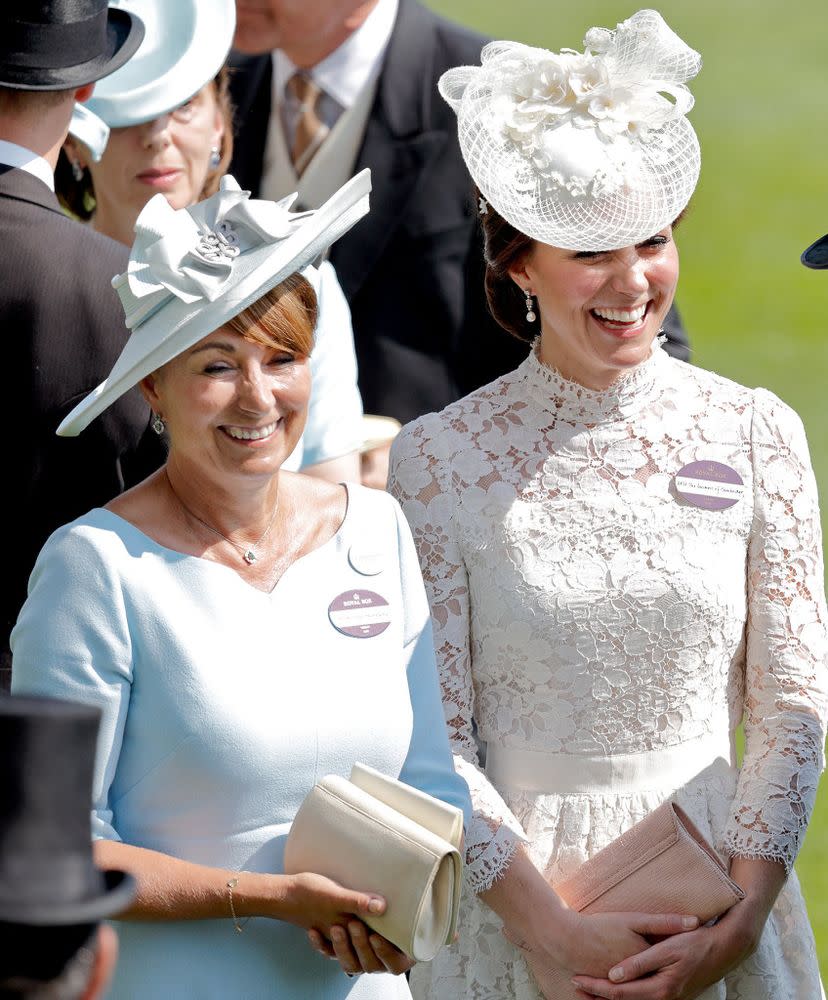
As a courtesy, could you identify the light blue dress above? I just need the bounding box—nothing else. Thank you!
[12,484,470,1000]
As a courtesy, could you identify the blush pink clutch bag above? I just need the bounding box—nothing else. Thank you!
[522,802,744,999]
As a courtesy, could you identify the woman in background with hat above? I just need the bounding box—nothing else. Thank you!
[59,0,365,483]
[389,10,827,999]
[11,168,471,998]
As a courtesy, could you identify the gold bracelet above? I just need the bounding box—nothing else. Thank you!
[226,873,251,934]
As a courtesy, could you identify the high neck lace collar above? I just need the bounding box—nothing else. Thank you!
[519,339,668,423]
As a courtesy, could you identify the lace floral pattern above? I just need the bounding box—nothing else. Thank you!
[389,345,827,998]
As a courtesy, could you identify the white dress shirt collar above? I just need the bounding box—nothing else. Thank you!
[273,0,398,110]
[0,140,55,192]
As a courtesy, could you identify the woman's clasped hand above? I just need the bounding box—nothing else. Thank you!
[509,911,703,995]
[570,858,786,1000]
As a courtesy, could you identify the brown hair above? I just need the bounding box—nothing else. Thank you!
[477,190,536,344]
[225,273,317,358]
[56,66,235,220]
[0,87,72,114]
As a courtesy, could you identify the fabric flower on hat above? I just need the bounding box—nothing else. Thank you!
[490,15,697,171]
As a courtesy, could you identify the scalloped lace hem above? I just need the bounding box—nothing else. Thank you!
[465,825,523,894]
[721,836,793,875]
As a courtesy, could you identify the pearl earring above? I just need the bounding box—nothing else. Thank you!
[525,290,536,324]
[209,146,221,169]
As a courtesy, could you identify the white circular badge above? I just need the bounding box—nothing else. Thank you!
[347,544,385,577]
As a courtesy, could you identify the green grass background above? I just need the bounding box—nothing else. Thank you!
[426,0,828,975]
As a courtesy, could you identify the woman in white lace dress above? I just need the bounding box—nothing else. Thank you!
[388,11,827,1000]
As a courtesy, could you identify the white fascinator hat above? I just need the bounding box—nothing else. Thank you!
[58,169,372,437]
[69,0,235,160]
[439,9,702,251]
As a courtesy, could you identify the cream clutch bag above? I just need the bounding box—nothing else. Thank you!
[283,763,464,962]
[522,802,744,999]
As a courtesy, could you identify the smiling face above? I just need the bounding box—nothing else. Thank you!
[509,228,679,389]
[82,84,223,239]
[142,329,311,485]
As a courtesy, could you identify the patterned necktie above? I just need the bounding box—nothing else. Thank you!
[285,72,329,176]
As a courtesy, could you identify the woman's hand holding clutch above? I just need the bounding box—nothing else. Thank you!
[307,921,416,976]
[570,857,786,1000]
[506,909,699,998]
[283,872,415,976]
[481,848,699,997]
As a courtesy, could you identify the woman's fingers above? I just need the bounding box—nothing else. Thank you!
[572,941,683,998]
[327,878,385,920]
[571,982,628,1000]
[289,872,387,934]
[344,920,387,974]
[627,913,699,937]
[330,923,364,975]
[307,928,336,958]
[605,940,672,982]
[367,932,416,975]
[358,893,386,917]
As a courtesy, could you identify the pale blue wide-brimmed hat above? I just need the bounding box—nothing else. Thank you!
[58,170,372,437]
[69,0,235,160]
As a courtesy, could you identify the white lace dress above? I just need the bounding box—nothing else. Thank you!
[388,344,828,999]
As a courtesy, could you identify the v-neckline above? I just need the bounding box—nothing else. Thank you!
[95,483,352,597]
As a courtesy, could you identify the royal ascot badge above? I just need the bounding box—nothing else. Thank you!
[674,461,745,511]
[328,590,391,638]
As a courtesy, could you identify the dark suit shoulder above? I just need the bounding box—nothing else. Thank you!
[0,181,132,405]
[426,5,490,63]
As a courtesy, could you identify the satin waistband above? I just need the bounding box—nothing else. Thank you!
[485,728,735,795]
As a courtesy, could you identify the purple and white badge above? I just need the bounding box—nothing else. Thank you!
[328,590,391,638]
[674,461,745,511]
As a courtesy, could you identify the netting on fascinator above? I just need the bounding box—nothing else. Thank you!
[439,9,702,250]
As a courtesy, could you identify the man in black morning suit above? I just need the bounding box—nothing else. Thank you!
[229,0,690,431]
[0,1,163,682]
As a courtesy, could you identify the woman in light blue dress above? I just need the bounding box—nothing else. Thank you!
[11,168,470,999]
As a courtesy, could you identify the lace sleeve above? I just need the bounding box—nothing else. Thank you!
[389,416,527,892]
[723,389,828,872]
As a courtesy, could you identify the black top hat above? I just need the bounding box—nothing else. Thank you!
[0,0,145,91]
[801,234,828,270]
[0,695,135,925]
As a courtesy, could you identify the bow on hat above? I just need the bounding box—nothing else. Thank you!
[115,176,314,329]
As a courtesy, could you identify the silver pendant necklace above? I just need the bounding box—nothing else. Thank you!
[165,470,280,566]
